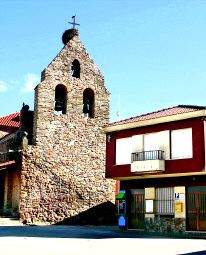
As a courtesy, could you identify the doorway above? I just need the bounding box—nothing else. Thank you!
[187,186,206,231]
[128,189,145,229]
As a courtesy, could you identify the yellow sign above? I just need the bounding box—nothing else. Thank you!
[175,202,183,213]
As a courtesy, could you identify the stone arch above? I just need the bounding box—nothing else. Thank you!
[54,84,67,114]
[83,88,95,118]
[71,59,80,78]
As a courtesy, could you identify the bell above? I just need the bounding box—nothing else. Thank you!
[83,98,90,114]
[54,98,63,112]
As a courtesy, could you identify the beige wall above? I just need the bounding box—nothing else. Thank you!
[0,131,8,140]
[3,169,20,214]
[174,186,186,218]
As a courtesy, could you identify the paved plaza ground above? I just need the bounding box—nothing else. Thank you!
[0,225,205,255]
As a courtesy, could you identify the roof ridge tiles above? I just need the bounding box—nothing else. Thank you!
[110,105,179,125]
[177,104,206,110]
[109,104,206,127]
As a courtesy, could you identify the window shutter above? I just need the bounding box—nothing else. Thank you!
[116,137,132,165]
[171,128,193,159]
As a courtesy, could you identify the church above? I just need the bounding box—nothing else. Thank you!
[0,20,116,224]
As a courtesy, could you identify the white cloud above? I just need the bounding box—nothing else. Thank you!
[21,73,40,92]
[0,81,8,92]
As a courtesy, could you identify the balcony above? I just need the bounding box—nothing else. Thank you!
[132,150,164,162]
[131,150,165,173]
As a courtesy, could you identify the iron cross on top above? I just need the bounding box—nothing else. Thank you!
[69,15,80,29]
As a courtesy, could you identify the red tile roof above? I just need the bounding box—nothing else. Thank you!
[0,112,20,128]
[109,105,206,127]
[0,160,16,169]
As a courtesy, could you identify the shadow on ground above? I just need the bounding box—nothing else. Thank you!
[178,252,206,255]
[55,201,117,226]
[0,225,163,239]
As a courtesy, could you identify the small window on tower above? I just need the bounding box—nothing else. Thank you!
[71,59,80,78]
[83,88,95,118]
[54,84,67,114]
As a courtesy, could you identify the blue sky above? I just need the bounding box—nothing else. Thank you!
[0,0,206,122]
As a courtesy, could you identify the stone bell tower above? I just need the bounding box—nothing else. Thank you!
[20,21,116,224]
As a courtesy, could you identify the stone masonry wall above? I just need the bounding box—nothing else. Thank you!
[19,33,116,224]
[145,217,186,234]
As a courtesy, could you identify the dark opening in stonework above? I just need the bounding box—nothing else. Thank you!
[71,59,80,78]
[83,88,95,118]
[54,84,67,114]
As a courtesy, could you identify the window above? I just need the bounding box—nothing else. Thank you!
[156,187,174,215]
[171,128,192,159]
[132,131,170,161]
[144,133,160,160]
[54,84,67,114]
[71,59,80,78]
[116,137,132,165]
[83,88,95,118]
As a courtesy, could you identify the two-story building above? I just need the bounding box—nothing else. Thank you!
[105,105,206,234]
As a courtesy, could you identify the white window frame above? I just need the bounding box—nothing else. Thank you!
[171,128,193,159]
[116,137,132,165]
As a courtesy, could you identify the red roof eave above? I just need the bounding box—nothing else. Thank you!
[105,105,206,132]
[0,112,20,128]
[0,160,16,170]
